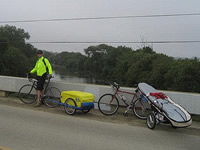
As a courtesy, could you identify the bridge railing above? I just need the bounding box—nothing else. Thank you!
[0,75,200,115]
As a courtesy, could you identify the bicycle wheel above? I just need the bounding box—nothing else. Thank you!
[64,98,77,115]
[44,87,61,108]
[133,98,150,119]
[98,94,119,116]
[18,84,37,104]
[82,108,91,113]
[146,112,156,129]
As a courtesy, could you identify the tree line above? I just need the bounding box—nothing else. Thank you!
[0,25,37,76]
[52,44,200,93]
[1,25,200,93]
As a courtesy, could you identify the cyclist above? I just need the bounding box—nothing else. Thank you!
[29,50,52,107]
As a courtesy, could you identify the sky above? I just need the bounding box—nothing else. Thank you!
[0,0,200,58]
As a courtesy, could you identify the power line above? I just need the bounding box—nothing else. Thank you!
[27,40,200,44]
[1,40,200,44]
[0,13,200,24]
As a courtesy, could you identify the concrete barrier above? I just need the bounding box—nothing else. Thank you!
[0,75,200,115]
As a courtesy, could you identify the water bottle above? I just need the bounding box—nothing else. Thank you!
[122,95,127,102]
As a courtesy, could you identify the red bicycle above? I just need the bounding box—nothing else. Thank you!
[98,82,150,119]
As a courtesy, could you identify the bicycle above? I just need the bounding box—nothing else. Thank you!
[98,82,150,119]
[18,74,61,108]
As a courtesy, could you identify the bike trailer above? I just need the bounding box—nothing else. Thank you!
[137,83,192,128]
[61,91,94,110]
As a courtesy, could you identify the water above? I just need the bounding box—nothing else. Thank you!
[51,71,96,84]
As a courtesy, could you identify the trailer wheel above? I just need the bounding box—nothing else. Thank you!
[82,108,91,113]
[64,98,76,115]
[147,112,156,129]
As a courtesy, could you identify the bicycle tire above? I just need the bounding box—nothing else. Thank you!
[18,84,37,104]
[44,87,61,108]
[133,98,149,119]
[98,94,119,116]
[146,112,156,129]
[64,98,77,115]
[82,108,91,113]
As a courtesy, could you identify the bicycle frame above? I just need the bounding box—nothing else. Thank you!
[28,76,51,95]
[113,88,137,106]
[98,82,150,117]
[43,77,51,94]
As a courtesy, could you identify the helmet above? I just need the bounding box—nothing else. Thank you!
[37,50,43,54]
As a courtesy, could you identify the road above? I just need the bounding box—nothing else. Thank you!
[0,98,200,150]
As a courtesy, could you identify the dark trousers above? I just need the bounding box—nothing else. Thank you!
[36,73,47,90]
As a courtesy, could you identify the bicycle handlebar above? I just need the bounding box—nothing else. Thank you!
[27,73,54,83]
[111,82,120,90]
[27,73,33,82]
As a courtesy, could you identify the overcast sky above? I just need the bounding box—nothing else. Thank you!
[0,0,200,58]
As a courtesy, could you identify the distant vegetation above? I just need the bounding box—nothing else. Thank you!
[1,25,200,93]
[0,25,37,76]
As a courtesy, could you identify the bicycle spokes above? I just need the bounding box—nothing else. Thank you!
[98,94,119,115]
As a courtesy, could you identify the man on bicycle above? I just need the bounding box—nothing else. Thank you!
[29,50,52,107]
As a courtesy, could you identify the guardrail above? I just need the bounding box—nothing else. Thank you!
[0,75,200,115]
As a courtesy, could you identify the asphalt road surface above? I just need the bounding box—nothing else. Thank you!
[0,99,200,150]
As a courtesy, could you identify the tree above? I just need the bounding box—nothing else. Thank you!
[0,25,36,77]
[165,58,200,92]
[0,25,30,44]
[2,47,29,76]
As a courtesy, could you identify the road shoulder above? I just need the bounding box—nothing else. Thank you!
[1,96,200,136]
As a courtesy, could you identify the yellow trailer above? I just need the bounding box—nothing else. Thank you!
[61,91,94,115]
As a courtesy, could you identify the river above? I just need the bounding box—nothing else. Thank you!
[51,71,96,84]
